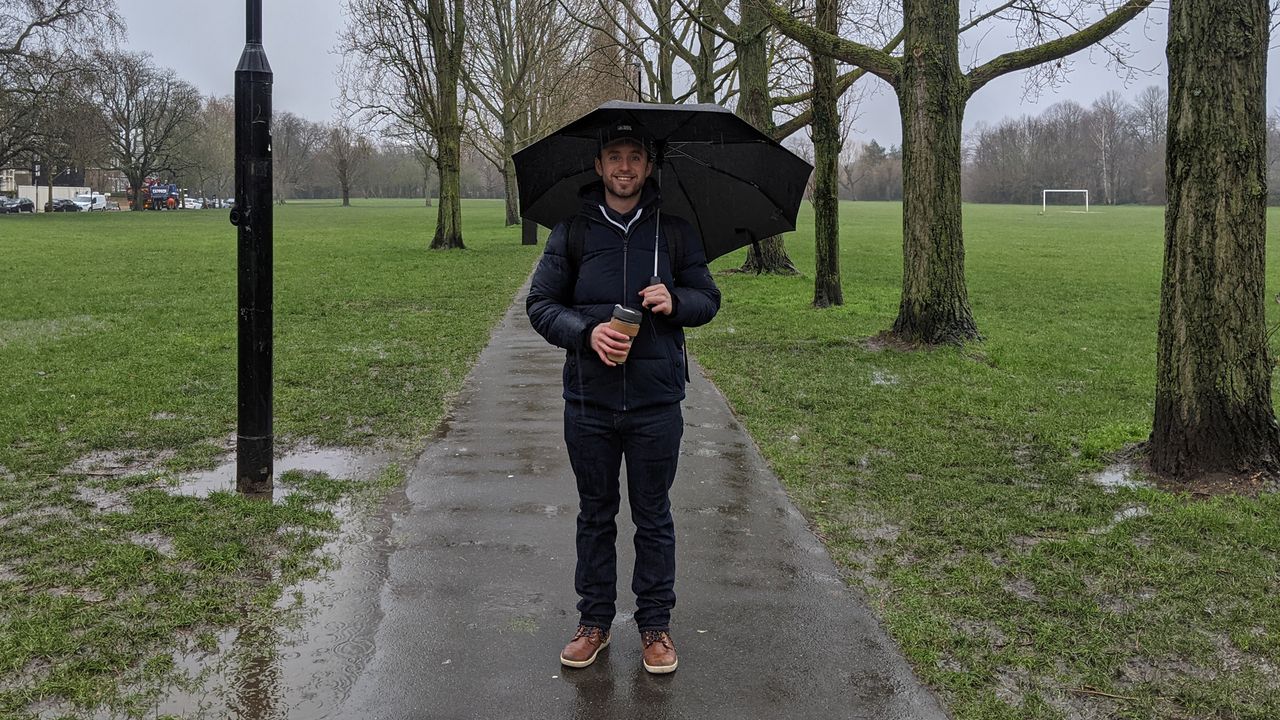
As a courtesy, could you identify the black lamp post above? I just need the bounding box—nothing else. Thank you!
[230,0,273,494]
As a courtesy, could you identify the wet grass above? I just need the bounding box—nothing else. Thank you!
[690,202,1280,719]
[0,199,537,718]
[7,199,1280,719]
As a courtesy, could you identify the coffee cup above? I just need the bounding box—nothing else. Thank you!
[606,305,642,363]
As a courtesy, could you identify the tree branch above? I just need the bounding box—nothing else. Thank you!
[958,0,1019,35]
[966,0,1154,97]
[753,0,900,85]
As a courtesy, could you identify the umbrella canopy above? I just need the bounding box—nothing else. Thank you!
[514,101,813,262]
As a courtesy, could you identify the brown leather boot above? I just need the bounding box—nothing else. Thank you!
[641,629,678,674]
[560,625,610,668]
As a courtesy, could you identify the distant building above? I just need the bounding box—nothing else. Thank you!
[0,169,14,193]
[35,165,86,188]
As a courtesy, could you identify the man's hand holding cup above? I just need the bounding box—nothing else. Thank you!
[593,304,643,366]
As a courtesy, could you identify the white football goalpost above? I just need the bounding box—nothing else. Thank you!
[1042,189,1089,213]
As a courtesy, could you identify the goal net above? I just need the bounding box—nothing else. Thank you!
[1041,189,1089,213]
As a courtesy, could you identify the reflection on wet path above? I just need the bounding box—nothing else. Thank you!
[146,281,946,720]
[143,456,410,719]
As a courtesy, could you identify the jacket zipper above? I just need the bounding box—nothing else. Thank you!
[596,205,653,412]
[622,230,628,412]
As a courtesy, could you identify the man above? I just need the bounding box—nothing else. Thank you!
[526,125,720,674]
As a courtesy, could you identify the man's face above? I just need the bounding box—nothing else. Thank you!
[595,140,652,201]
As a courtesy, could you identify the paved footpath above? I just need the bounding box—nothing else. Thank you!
[338,284,950,720]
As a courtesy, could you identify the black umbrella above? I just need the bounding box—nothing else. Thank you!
[513,101,813,262]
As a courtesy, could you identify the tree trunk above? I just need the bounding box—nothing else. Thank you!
[1149,0,1279,477]
[890,0,978,344]
[502,121,519,226]
[736,1,796,275]
[656,0,675,103]
[694,0,717,103]
[340,177,351,207]
[129,171,143,211]
[432,139,464,249]
[811,0,842,308]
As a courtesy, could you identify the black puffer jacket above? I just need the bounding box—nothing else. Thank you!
[526,180,721,411]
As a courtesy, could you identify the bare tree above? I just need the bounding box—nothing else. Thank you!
[465,0,590,225]
[1088,90,1134,205]
[1,55,56,174]
[325,122,372,206]
[182,95,235,201]
[93,51,201,211]
[0,0,119,63]
[272,111,325,203]
[570,0,734,103]
[763,0,1154,344]
[341,0,467,249]
[0,0,121,170]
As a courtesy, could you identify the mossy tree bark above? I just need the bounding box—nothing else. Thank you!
[892,0,974,342]
[502,119,519,226]
[757,0,1153,343]
[425,0,465,250]
[1150,0,1279,476]
[736,0,796,274]
[432,131,465,250]
[810,0,841,307]
[694,0,719,103]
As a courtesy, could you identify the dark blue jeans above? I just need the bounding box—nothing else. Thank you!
[564,401,683,633]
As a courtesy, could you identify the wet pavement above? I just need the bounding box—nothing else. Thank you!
[157,283,949,719]
[328,284,948,720]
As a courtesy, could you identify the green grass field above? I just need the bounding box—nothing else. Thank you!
[1,199,1277,719]
[695,202,1280,720]
[0,199,538,718]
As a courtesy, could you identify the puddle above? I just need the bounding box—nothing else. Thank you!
[74,486,131,512]
[120,480,409,720]
[169,446,399,499]
[1091,463,1151,492]
[870,370,899,386]
[0,314,105,349]
[61,449,178,478]
[1089,505,1151,535]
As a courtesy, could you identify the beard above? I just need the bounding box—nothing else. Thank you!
[603,175,643,200]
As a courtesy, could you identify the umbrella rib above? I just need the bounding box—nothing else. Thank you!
[667,164,712,258]
[666,148,796,226]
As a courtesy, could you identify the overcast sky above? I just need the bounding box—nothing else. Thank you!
[117,2,1280,147]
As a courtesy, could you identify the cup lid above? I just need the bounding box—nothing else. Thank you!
[612,304,642,323]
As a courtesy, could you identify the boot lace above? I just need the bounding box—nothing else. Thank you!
[574,625,606,642]
[641,630,673,649]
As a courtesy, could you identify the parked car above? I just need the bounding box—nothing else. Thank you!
[46,198,82,212]
[0,197,35,214]
[73,192,109,211]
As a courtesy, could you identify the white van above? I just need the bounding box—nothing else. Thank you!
[73,192,109,211]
